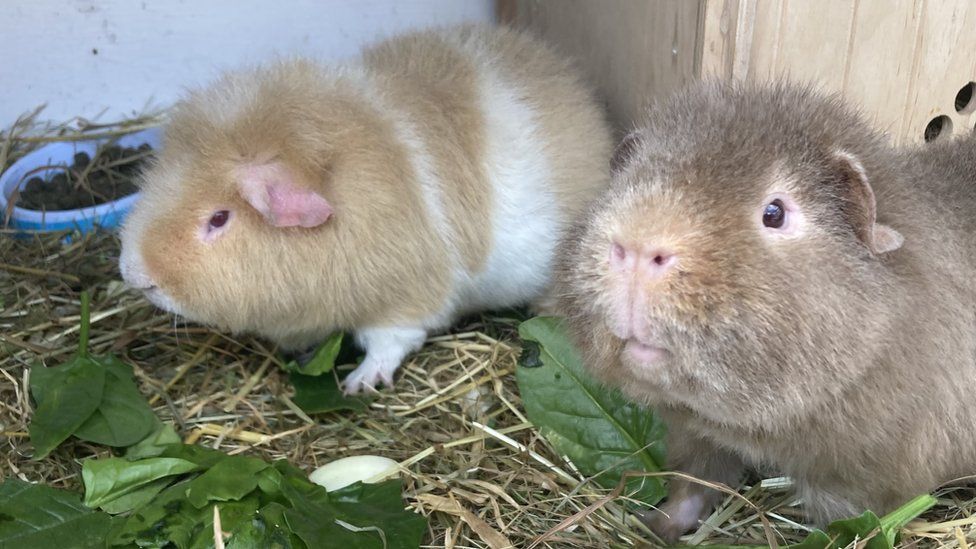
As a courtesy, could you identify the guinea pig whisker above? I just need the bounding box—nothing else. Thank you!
[171,314,183,347]
[170,316,177,345]
[179,315,192,343]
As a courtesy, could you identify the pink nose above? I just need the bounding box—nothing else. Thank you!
[609,242,677,279]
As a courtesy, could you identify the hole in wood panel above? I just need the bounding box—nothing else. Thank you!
[923,115,952,143]
[955,82,975,114]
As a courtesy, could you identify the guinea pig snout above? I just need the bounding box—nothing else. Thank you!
[609,241,677,280]
[118,247,185,314]
[605,240,676,344]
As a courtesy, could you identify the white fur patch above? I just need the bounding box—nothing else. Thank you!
[445,53,558,315]
[356,46,559,331]
[356,73,455,265]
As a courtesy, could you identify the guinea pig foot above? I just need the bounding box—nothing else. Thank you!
[344,326,428,395]
[638,493,708,544]
[341,359,398,395]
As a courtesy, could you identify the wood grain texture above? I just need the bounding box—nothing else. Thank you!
[506,0,704,130]
[700,0,743,78]
[902,1,976,143]
[507,0,976,144]
[841,0,921,140]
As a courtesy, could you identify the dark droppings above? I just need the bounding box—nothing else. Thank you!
[16,143,154,211]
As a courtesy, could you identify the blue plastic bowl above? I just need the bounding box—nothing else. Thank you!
[0,128,161,235]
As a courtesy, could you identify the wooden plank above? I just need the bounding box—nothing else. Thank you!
[726,0,855,86]
[705,0,924,144]
[902,1,976,144]
[735,0,784,81]
[506,0,704,130]
[507,0,975,144]
[699,0,739,78]
[773,0,857,91]
[841,0,921,143]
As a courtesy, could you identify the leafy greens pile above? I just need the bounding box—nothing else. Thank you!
[4,292,424,549]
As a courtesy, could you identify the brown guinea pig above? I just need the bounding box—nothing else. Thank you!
[119,25,611,394]
[555,81,976,541]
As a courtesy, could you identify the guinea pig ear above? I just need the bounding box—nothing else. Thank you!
[832,150,903,254]
[610,130,643,173]
[236,162,333,228]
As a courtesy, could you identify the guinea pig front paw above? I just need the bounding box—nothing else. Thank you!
[341,359,398,395]
[638,494,708,544]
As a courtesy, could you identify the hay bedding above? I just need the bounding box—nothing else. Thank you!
[1,115,975,549]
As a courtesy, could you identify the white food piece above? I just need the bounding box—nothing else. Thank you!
[309,455,399,492]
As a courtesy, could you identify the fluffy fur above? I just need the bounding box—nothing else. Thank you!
[119,25,612,393]
[555,81,976,541]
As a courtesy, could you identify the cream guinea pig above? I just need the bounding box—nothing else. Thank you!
[556,81,976,541]
[119,25,611,393]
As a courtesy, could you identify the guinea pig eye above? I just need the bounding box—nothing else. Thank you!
[209,210,230,229]
[762,200,786,229]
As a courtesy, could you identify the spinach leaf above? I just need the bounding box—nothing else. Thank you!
[516,316,667,504]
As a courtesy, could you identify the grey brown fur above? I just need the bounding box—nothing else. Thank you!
[555,81,976,541]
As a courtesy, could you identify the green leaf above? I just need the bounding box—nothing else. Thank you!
[83,456,202,509]
[257,465,288,499]
[821,511,889,549]
[271,459,309,482]
[207,497,265,540]
[109,473,283,549]
[226,502,300,549]
[125,421,182,460]
[85,442,424,548]
[255,462,314,502]
[98,477,173,515]
[108,481,262,548]
[516,316,667,504]
[26,362,57,404]
[29,357,106,459]
[284,333,370,414]
[791,494,938,549]
[157,441,234,468]
[185,456,271,508]
[279,478,425,549]
[289,371,367,414]
[276,470,333,509]
[28,292,159,456]
[878,494,936,544]
[182,498,263,549]
[73,356,157,447]
[283,332,344,376]
[104,454,293,547]
[330,480,427,549]
[106,479,200,548]
[0,479,115,549]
